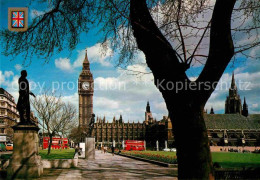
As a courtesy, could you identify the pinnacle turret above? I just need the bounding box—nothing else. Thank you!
[82,49,90,70]
[225,72,242,114]
[242,97,249,117]
[210,107,215,114]
[231,72,236,90]
[146,101,151,113]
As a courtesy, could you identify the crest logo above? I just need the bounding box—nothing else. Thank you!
[8,7,28,32]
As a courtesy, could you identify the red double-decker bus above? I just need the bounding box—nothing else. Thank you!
[43,137,69,149]
[124,140,145,151]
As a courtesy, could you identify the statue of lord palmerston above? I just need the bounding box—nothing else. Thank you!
[16,70,36,125]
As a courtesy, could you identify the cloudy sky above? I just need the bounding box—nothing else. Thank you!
[0,0,259,123]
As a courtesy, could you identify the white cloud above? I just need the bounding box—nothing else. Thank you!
[252,104,258,108]
[91,62,168,122]
[30,9,45,19]
[0,70,19,101]
[95,97,119,109]
[55,43,113,72]
[4,71,14,78]
[154,102,167,111]
[0,71,5,85]
[15,64,22,71]
[73,43,113,68]
[55,58,73,72]
[62,93,79,110]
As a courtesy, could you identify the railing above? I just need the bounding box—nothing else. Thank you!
[215,168,260,179]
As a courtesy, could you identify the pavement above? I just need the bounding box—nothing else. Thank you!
[40,150,177,179]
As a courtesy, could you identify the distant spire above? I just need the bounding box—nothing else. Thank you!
[146,101,151,113]
[210,107,215,114]
[242,97,249,117]
[243,97,247,105]
[83,49,90,63]
[113,116,116,123]
[119,114,123,123]
[231,72,236,89]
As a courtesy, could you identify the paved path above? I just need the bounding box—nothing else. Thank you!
[40,150,177,179]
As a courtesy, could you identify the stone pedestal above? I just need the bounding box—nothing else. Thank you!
[7,124,43,179]
[85,137,95,160]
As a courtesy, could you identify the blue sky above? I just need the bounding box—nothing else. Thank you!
[0,0,259,122]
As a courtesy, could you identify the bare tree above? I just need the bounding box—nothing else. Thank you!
[68,126,85,145]
[1,0,260,178]
[56,104,77,149]
[32,91,76,155]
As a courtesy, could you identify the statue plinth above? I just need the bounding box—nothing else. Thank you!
[85,137,95,160]
[7,124,43,179]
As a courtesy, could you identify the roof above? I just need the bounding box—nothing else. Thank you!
[204,114,260,129]
[0,88,15,103]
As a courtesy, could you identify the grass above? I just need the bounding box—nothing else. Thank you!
[0,149,75,160]
[122,151,260,168]
[212,152,260,168]
[39,148,75,159]
[120,150,177,164]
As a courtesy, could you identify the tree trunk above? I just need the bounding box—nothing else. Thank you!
[129,0,236,178]
[48,134,53,155]
[167,99,214,179]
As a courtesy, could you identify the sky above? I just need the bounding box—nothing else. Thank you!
[0,0,259,123]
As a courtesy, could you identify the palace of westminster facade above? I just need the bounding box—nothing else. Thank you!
[78,50,260,148]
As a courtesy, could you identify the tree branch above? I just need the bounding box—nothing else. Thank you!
[130,0,187,80]
[196,0,237,104]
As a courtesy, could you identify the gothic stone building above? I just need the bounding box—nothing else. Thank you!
[205,73,260,146]
[78,50,260,147]
[78,51,172,148]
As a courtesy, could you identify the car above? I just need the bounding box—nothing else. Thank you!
[170,148,177,152]
[6,143,13,151]
[163,148,171,152]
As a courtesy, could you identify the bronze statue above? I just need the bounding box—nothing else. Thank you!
[16,70,36,124]
[88,113,95,137]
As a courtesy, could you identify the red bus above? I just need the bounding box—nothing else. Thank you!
[124,140,145,151]
[43,137,69,149]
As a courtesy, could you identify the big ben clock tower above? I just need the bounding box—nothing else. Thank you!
[78,49,94,129]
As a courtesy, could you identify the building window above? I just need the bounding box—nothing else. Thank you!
[0,102,5,106]
[0,128,5,133]
[0,110,5,115]
[0,119,4,124]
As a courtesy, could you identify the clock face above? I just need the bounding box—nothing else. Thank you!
[82,82,90,90]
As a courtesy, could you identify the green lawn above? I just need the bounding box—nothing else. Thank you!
[141,151,177,156]
[121,150,177,164]
[212,152,260,168]
[123,151,260,168]
[0,149,75,160]
[39,148,75,159]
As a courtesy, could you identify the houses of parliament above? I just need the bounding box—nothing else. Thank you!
[78,50,260,148]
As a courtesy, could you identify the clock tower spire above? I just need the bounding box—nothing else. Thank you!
[78,49,94,129]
